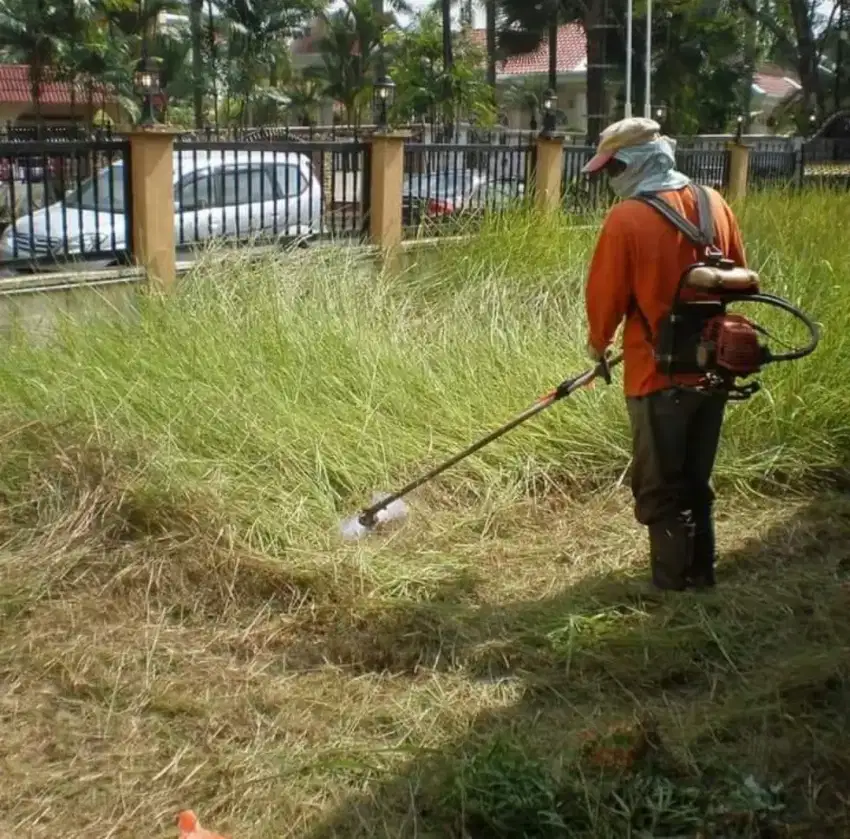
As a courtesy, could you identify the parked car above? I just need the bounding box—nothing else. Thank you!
[401,169,485,227]
[401,170,524,227]
[0,148,324,269]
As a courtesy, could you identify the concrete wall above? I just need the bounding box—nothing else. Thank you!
[0,267,145,344]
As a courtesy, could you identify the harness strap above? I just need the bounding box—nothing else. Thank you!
[635,185,712,249]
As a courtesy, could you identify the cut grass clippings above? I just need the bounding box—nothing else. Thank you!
[1,188,850,838]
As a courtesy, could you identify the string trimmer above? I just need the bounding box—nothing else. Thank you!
[339,354,622,541]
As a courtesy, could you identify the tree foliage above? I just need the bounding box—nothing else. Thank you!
[386,9,497,127]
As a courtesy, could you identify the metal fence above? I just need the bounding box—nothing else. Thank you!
[676,148,730,189]
[173,138,368,246]
[561,146,614,215]
[800,138,850,189]
[0,137,131,272]
[401,142,531,233]
[748,150,799,191]
[2,126,847,275]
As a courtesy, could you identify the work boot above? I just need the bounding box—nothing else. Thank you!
[687,509,717,589]
[648,513,694,592]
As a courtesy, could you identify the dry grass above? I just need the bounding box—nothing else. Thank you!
[2,191,850,838]
[2,433,849,838]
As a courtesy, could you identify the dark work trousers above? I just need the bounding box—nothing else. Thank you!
[626,387,728,588]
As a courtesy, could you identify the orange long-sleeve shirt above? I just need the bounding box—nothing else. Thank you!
[585,185,747,398]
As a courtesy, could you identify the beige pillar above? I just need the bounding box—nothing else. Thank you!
[128,127,178,291]
[726,141,751,204]
[534,134,565,212]
[369,132,408,250]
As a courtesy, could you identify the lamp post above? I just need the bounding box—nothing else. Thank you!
[373,75,396,131]
[541,88,558,137]
[654,103,667,130]
[735,113,744,142]
[808,112,818,138]
[134,54,161,127]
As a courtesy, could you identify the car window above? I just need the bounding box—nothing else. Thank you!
[274,164,306,198]
[67,163,127,213]
[176,173,216,211]
[218,167,276,206]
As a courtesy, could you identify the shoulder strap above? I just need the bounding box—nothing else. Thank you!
[625,183,719,345]
[632,183,715,251]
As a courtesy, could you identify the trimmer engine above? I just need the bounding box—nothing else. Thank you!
[697,312,765,378]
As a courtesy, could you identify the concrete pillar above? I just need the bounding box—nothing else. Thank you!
[368,132,408,250]
[726,141,751,204]
[128,127,178,291]
[534,134,565,212]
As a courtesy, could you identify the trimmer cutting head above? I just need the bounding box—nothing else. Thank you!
[339,492,410,541]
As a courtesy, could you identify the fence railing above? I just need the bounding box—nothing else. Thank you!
[560,145,738,217]
[0,138,131,271]
[562,146,613,215]
[173,139,368,246]
[1,127,847,277]
[748,149,800,191]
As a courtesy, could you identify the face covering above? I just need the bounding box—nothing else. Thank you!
[608,136,691,199]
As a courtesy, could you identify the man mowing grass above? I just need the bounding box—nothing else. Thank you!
[582,116,748,593]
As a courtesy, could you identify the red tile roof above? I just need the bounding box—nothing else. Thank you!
[0,64,111,106]
[468,23,587,76]
[752,70,801,99]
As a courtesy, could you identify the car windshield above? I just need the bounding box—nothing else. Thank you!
[66,163,127,213]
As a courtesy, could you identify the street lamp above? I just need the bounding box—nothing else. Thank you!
[373,75,396,130]
[735,113,744,142]
[541,88,558,136]
[654,103,667,126]
[134,55,161,127]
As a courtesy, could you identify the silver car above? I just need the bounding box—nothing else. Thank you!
[0,148,324,268]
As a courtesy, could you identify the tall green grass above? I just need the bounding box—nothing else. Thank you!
[0,189,846,547]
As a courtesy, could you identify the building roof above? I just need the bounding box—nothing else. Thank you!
[752,69,802,100]
[469,24,587,76]
[0,64,111,106]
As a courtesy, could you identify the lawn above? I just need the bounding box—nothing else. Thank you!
[1,188,849,838]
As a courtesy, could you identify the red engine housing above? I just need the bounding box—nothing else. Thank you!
[700,313,763,376]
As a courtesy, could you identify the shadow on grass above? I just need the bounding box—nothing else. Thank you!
[295,492,850,839]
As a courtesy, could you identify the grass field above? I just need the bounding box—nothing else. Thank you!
[1,188,850,839]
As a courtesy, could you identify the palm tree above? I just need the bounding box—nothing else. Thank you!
[498,0,617,144]
[313,0,408,127]
[283,72,323,125]
[429,0,498,88]
[502,76,552,128]
[217,0,323,125]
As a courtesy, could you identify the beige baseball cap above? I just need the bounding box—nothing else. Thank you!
[581,116,662,174]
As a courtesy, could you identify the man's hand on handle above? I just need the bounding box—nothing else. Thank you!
[587,341,613,385]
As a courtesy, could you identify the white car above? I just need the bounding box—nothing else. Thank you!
[0,148,324,269]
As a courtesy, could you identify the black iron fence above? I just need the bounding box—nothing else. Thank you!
[1,126,847,274]
[561,146,614,216]
[676,148,730,189]
[800,138,850,190]
[401,142,531,232]
[0,122,115,143]
[0,137,131,272]
[173,139,368,247]
[747,149,799,191]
